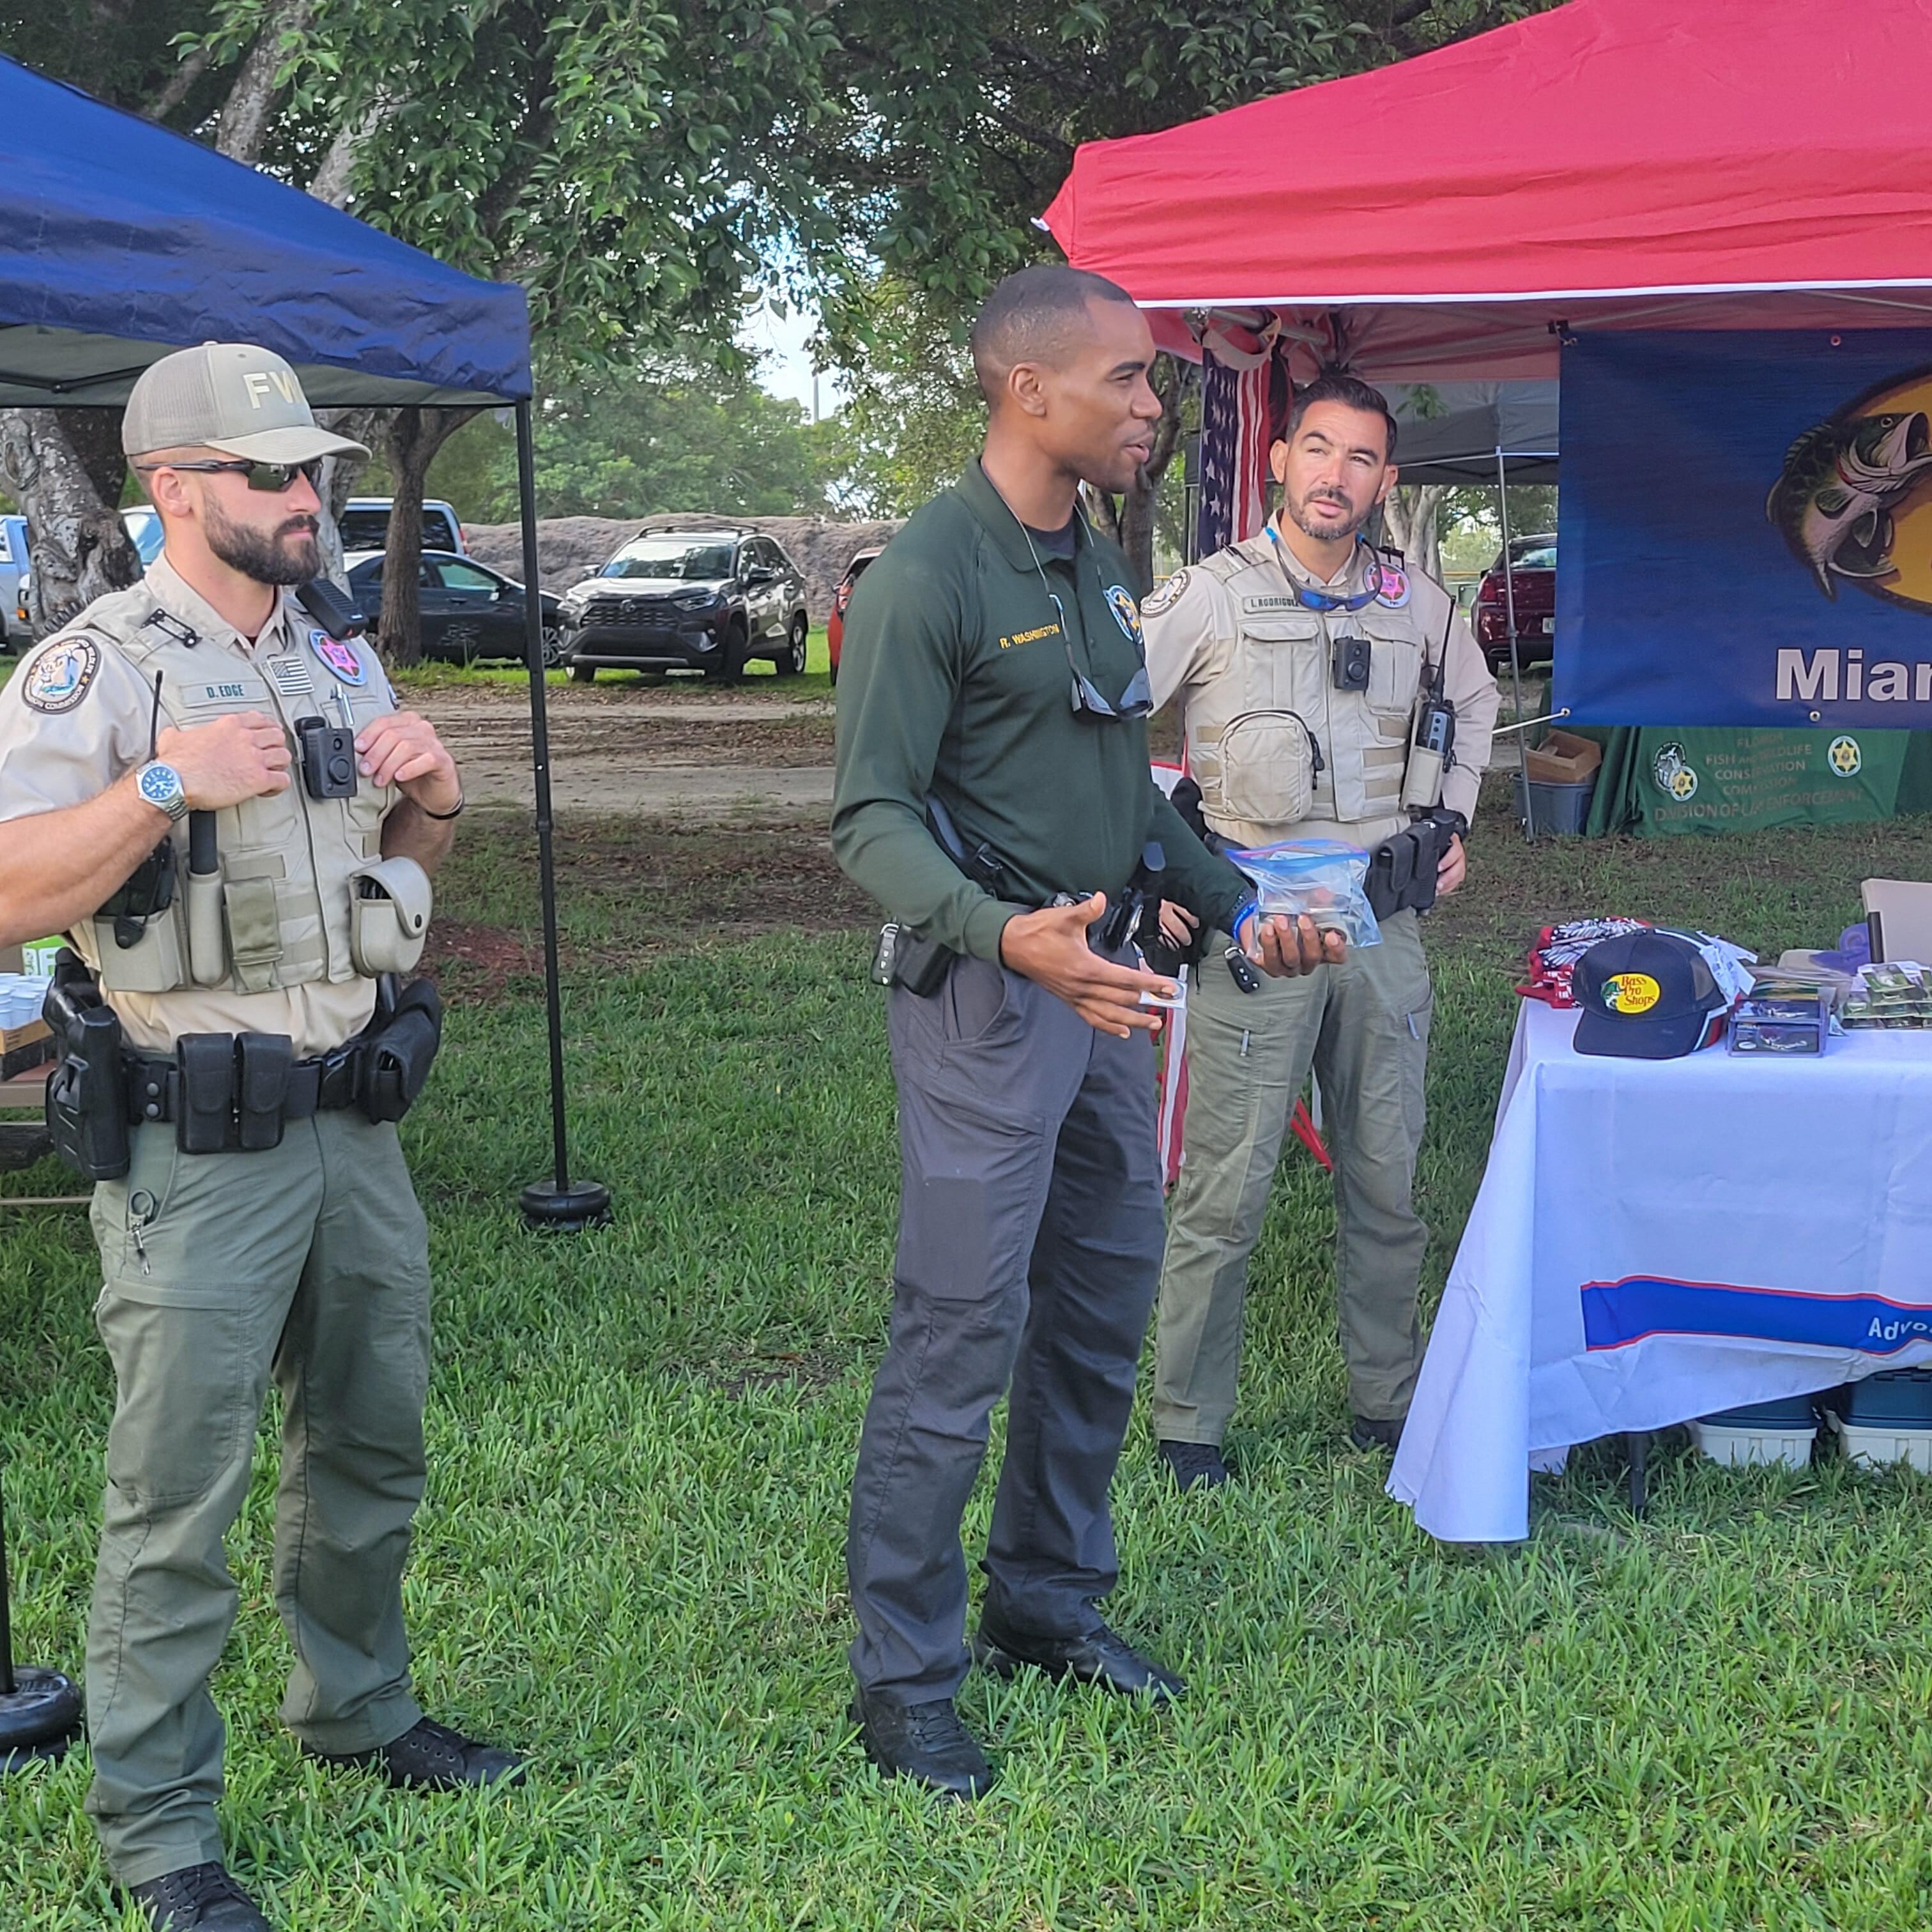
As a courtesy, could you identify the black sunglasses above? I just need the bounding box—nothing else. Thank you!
[1047,590,1154,720]
[135,457,325,493]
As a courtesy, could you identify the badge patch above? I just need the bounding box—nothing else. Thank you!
[1828,733,1863,776]
[1140,569,1190,619]
[1375,565,1412,608]
[268,654,316,701]
[22,636,100,714]
[1652,742,1699,800]
[1603,971,1662,1014]
[1105,584,1142,642]
[309,629,366,686]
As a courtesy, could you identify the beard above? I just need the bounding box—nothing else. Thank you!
[1286,489,1370,546]
[204,494,321,586]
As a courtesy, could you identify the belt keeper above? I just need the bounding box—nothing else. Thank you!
[235,1032,293,1151]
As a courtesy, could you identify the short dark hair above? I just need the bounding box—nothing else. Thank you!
[1282,371,1399,463]
[969,265,1139,405]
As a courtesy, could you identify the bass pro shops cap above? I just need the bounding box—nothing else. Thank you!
[1572,928,1729,1060]
[122,343,369,464]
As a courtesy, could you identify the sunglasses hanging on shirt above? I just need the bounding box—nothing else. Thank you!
[1006,512,1154,723]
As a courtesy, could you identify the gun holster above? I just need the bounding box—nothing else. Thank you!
[43,951,131,1181]
[362,975,443,1124]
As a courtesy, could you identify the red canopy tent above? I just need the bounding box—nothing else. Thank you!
[1041,0,1932,381]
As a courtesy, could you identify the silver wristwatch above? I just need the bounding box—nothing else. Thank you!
[135,760,189,824]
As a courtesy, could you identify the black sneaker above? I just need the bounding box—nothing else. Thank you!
[850,1690,997,1799]
[1157,1439,1230,1489]
[306,1715,526,1791]
[123,1862,268,1931]
[1349,1414,1405,1452]
[973,1613,1186,1703]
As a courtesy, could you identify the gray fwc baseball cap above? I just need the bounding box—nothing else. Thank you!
[122,342,370,464]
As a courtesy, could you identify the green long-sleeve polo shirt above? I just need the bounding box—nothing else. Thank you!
[832,461,1251,960]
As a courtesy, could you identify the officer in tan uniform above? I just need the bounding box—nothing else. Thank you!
[0,344,520,1932]
[1144,372,1498,1488]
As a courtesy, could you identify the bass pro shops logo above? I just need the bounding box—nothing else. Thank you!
[1652,742,1699,801]
[1767,371,1932,611]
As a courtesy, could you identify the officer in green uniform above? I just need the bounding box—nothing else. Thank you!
[1143,372,1499,1489]
[0,344,521,1931]
[833,266,1335,1802]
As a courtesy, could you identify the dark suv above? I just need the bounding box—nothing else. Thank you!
[559,525,809,682]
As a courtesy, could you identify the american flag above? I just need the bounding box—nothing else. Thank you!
[1195,335,1279,558]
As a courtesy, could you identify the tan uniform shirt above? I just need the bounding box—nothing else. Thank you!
[0,556,390,1055]
[1145,524,1499,838]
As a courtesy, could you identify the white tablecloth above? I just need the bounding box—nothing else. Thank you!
[1388,1000,1932,1542]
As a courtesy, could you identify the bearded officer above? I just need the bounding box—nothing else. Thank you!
[0,344,521,1932]
[1144,372,1499,1489]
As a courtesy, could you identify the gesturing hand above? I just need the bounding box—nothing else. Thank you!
[999,894,1178,1038]
[156,712,291,810]
[356,710,460,814]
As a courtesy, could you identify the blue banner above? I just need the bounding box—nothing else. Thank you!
[1558,331,1932,727]
[1581,1276,1932,1356]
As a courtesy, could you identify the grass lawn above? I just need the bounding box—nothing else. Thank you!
[8,791,1932,1927]
[388,627,836,698]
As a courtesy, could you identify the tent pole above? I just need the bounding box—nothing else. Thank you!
[513,399,611,1232]
[1498,447,1535,839]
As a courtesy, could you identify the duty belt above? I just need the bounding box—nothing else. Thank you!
[124,1034,368,1146]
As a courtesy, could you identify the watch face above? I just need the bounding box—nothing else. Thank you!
[139,763,183,809]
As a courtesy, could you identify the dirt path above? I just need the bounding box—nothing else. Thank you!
[415,682,835,817]
[416,675,1532,822]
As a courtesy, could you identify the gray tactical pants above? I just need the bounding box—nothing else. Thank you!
[1154,909,1433,1444]
[847,951,1165,1705]
[84,1111,431,1886]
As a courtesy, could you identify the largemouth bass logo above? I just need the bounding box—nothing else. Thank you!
[1767,408,1932,599]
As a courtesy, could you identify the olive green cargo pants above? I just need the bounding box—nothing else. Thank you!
[1153,909,1433,1443]
[83,1110,431,1886]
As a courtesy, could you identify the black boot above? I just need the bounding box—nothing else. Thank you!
[123,1862,269,1931]
[1349,1413,1405,1452]
[850,1689,997,1799]
[974,1613,1186,1703]
[306,1715,526,1791]
[1158,1439,1230,1489]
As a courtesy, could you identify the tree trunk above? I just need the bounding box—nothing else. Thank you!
[378,407,478,668]
[0,410,141,637]
[313,407,385,588]
[1384,482,1448,585]
[214,0,314,164]
[1117,355,1192,595]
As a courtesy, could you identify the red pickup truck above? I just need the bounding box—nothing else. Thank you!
[1473,533,1556,671]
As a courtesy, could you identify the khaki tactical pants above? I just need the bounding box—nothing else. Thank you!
[84,1110,432,1886]
[1154,909,1432,1443]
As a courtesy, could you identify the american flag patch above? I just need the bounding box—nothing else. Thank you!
[267,655,314,701]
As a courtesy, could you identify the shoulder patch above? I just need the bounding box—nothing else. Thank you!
[1140,569,1190,618]
[309,629,367,686]
[22,636,101,714]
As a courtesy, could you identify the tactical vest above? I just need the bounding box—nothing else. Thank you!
[1184,537,1429,852]
[65,584,399,999]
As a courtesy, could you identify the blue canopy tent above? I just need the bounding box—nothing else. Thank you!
[0,56,603,1225]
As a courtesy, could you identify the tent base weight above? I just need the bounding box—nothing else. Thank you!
[519,1179,613,1231]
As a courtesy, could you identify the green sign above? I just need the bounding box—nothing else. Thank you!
[1580,728,1932,836]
